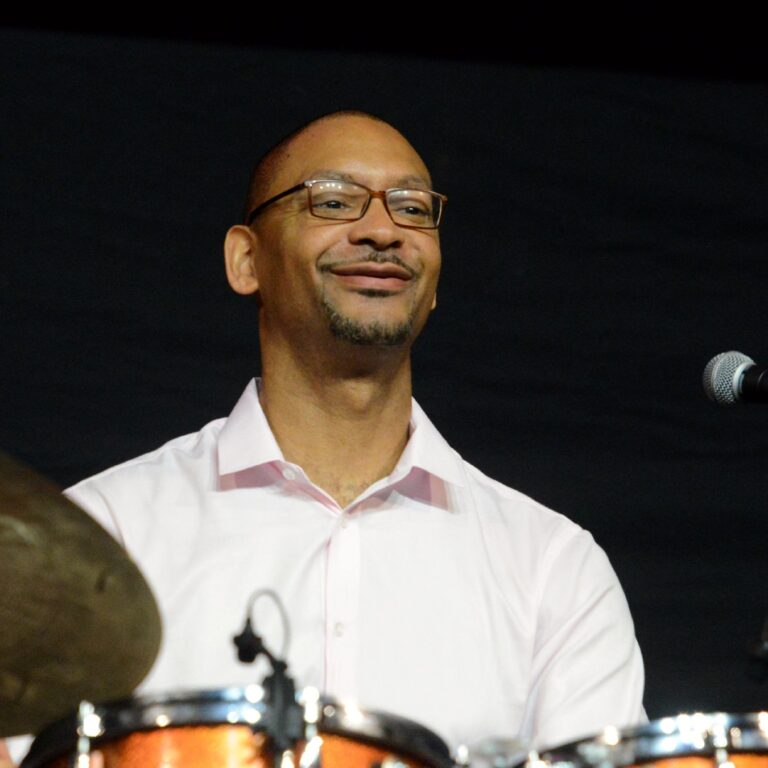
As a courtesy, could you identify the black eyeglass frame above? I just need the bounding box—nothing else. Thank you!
[245,179,448,230]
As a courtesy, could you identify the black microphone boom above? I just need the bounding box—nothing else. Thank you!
[703,351,768,405]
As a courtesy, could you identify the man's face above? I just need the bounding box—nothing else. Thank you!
[246,117,441,351]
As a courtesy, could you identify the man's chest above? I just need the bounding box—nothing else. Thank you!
[133,494,538,751]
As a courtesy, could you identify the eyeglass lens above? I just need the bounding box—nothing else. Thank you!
[308,181,440,228]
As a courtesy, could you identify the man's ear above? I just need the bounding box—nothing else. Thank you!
[224,225,261,295]
[431,293,437,310]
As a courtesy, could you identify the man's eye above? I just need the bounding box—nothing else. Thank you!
[394,200,430,219]
[313,196,354,210]
[399,204,429,215]
[388,190,433,220]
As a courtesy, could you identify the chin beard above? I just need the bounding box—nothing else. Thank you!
[321,295,413,346]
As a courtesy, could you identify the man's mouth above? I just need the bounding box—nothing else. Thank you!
[326,260,414,291]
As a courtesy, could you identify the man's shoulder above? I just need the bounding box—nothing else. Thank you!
[411,400,588,543]
[64,417,228,546]
[459,457,572,521]
[66,417,227,498]
[457,457,595,551]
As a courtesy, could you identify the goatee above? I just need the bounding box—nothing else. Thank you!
[320,294,412,346]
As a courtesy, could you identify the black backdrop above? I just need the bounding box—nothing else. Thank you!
[3,28,768,722]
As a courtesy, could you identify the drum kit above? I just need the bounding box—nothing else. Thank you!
[2,449,768,768]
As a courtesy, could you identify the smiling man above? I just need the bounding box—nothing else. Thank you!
[221,113,443,508]
[10,111,644,762]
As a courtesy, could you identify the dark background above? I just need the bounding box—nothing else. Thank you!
[3,23,768,725]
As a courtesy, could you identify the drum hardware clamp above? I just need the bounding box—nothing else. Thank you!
[75,701,103,768]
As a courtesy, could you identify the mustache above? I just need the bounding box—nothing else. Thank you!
[319,251,417,278]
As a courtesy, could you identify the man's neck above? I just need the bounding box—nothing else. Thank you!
[259,349,413,509]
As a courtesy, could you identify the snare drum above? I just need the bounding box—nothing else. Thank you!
[524,713,768,768]
[21,687,453,768]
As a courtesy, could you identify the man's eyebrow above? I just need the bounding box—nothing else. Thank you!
[308,170,433,189]
[308,170,355,183]
[395,174,432,189]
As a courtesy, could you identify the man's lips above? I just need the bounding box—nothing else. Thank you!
[326,261,414,291]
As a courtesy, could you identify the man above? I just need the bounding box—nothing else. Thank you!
[6,111,644,764]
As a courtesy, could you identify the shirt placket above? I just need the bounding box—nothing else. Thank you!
[324,508,361,697]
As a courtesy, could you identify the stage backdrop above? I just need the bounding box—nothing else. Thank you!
[2,28,768,720]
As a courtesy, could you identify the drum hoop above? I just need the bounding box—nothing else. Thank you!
[538,712,768,767]
[22,688,453,768]
[319,697,453,768]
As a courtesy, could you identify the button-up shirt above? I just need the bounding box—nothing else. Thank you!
[62,379,644,754]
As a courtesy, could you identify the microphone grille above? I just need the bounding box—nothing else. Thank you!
[703,351,755,405]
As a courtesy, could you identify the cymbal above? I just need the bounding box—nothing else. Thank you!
[0,450,161,737]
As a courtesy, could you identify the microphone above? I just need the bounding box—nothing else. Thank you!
[703,351,768,405]
[233,617,264,663]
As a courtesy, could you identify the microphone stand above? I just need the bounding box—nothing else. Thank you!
[233,600,304,768]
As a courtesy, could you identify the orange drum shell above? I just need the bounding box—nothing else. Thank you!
[49,725,437,768]
[647,758,768,768]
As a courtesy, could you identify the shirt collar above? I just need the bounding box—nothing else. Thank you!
[399,398,467,488]
[217,378,466,488]
[218,379,284,474]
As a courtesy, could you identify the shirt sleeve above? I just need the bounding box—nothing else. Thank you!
[5,735,32,766]
[528,527,646,750]
[63,478,128,548]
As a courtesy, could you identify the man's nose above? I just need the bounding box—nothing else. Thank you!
[347,197,404,250]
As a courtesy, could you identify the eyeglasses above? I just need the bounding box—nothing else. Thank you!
[246,179,447,230]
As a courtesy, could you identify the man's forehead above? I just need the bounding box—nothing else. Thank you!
[272,117,432,191]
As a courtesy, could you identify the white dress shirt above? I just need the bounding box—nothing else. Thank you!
[59,379,644,755]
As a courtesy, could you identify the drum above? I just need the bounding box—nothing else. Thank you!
[520,713,768,768]
[21,687,453,768]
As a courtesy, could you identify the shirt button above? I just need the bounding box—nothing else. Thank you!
[282,468,297,481]
[340,517,349,529]
[334,622,345,637]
